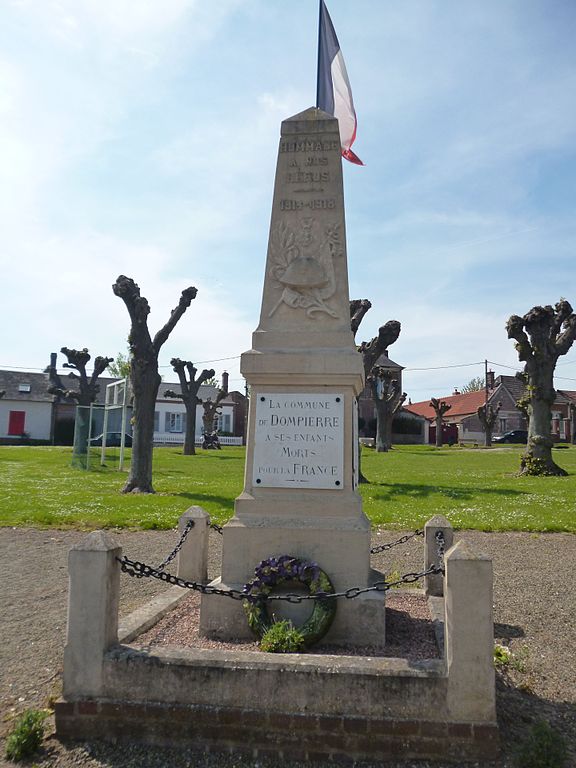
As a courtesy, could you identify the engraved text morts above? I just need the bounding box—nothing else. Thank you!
[253,393,344,488]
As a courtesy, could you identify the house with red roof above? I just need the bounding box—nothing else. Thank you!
[404,388,488,445]
[405,374,576,445]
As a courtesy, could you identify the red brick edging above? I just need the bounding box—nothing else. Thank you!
[55,699,499,762]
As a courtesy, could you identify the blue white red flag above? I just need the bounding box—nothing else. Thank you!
[316,0,363,165]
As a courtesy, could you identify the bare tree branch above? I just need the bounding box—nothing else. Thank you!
[358,320,401,378]
[153,287,198,353]
[349,299,372,337]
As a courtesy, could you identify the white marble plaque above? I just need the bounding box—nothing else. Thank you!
[253,393,344,489]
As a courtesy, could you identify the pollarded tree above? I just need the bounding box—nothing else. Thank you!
[477,401,502,448]
[47,348,113,454]
[164,359,215,455]
[506,298,576,476]
[350,299,402,480]
[47,347,113,406]
[430,398,452,448]
[113,275,197,493]
[367,366,407,452]
[201,378,229,436]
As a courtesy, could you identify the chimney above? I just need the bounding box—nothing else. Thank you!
[486,369,495,390]
[221,371,229,395]
[44,352,57,374]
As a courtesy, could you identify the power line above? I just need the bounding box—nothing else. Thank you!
[404,362,483,372]
[158,355,241,369]
[4,356,576,383]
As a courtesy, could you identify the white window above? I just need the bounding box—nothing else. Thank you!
[216,414,231,433]
[165,412,183,433]
[18,384,31,393]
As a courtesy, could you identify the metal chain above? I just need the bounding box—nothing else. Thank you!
[435,530,445,567]
[117,554,443,603]
[209,522,224,535]
[155,520,195,572]
[370,529,423,554]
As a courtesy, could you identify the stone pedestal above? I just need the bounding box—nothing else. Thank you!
[200,108,385,646]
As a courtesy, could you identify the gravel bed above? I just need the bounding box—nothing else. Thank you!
[135,590,440,660]
[0,526,575,768]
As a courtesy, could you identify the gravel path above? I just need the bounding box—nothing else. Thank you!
[0,526,574,768]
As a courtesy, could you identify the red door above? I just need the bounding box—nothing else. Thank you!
[8,411,26,435]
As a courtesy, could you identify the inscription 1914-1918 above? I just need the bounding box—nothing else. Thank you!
[253,393,344,489]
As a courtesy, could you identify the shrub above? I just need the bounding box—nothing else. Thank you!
[515,721,568,768]
[260,620,305,653]
[5,709,47,762]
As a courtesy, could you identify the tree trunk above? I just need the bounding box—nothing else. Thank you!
[124,366,160,493]
[374,399,390,452]
[113,276,197,493]
[435,415,444,447]
[521,361,565,476]
[183,403,197,455]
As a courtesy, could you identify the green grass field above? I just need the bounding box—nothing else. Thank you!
[0,444,574,532]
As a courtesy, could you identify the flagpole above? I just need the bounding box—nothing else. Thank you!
[316,0,323,107]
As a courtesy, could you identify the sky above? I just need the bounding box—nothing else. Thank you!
[1,0,576,401]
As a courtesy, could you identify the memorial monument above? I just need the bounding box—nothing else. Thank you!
[200,107,386,645]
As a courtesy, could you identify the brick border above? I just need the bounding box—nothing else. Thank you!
[55,700,499,762]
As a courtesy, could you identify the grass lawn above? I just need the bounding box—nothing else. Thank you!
[0,444,575,532]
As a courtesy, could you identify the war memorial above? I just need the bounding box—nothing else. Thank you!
[55,107,499,761]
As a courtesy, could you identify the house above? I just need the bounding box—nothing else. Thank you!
[0,364,247,447]
[457,374,527,443]
[405,388,487,445]
[154,372,246,445]
[553,390,576,442]
[357,350,428,445]
[405,373,576,444]
[0,370,54,443]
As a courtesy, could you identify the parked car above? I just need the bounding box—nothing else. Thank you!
[493,430,528,444]
[89,432,133,447]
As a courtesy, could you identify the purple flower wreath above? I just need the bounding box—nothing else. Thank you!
[242,555,336,647]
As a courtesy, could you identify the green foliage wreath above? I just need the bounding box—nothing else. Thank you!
[242,555,336,648]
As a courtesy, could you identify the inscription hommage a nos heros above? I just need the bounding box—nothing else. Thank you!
[253,394,345,489]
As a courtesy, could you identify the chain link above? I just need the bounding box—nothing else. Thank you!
[117,555,443,603]
[155,520,195,573]
[435,530,445,567]
[370,529,423,554]
[209,522,224,535]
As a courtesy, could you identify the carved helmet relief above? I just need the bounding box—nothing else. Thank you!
[268,219,342,319]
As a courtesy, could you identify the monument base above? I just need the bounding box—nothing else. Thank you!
[199,569,386,649]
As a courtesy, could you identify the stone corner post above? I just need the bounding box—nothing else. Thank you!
[177,506,209,582]
[444,540,496,723]
[63,530,121,699]
[424,514,453,596]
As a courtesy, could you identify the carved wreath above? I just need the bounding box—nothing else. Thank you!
[268,219,343,319]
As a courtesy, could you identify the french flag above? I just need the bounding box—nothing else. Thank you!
[316,0,363,166]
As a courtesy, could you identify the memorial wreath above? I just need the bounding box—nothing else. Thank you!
[242,555,336,647]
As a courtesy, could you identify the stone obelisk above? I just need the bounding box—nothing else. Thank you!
[200,108,385,645]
